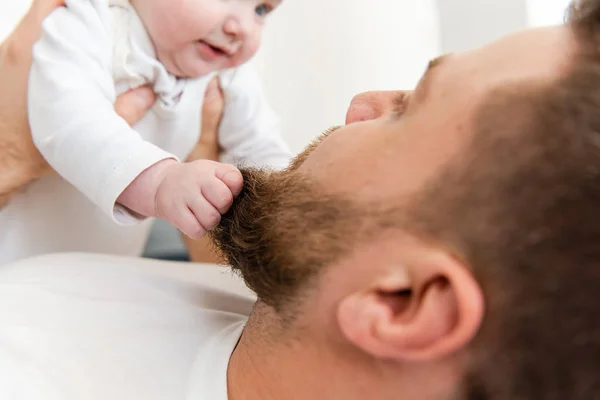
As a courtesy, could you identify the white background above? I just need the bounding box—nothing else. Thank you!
[527,0,572,27]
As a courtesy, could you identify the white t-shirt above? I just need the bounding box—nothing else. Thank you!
[0,253,256,400]
[0,0,291,265]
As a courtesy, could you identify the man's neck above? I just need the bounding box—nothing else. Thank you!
[226,332,280,400]
[226,315,381,400]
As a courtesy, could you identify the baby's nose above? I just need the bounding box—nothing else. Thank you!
[223,10,253,39]
[223,18,242,38]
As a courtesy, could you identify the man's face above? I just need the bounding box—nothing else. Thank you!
[298,26,572,204]
[213,25,575,312]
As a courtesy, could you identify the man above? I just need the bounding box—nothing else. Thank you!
[1,1,600,400]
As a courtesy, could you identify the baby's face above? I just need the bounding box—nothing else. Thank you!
[132,0,280,78]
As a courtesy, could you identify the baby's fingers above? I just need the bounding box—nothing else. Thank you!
[201,177,236,214]
[189,195,222,232]
[170,204,207,240]
[215,164,243,197]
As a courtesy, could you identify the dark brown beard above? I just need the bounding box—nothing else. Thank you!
[209,166,363,312]
[209,127,362,311]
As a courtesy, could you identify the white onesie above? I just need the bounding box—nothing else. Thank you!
[0,0,291,265]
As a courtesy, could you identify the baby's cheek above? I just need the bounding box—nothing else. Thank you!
[237,37,261,64]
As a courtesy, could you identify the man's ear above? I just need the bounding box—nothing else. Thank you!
[336,248,484,362]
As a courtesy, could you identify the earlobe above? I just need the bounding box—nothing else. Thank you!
[337,254,484,363]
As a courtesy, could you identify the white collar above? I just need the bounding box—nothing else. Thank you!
[186,319,246,400]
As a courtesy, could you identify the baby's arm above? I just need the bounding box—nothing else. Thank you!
[29,1,242,238]
[217,63,292,169]
[29,1,173,223]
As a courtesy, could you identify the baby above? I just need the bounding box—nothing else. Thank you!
[0,0,291,264]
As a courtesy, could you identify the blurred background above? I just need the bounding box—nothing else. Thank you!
[0,0,572,259]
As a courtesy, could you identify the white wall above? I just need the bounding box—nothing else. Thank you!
[526,0,572,26]
[255,0,441,153]
[0,1,30,41]
[436,0,528,52]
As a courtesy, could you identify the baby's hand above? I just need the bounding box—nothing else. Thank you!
[154,160,243,239]
[117,159,243,239]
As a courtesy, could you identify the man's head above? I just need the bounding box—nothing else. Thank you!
[130,0,280,78]
[213,0,600,398]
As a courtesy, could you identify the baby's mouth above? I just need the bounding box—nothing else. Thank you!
[199,40,229,57]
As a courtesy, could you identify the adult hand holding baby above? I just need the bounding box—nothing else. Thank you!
[182,78,231,263]
[0,0,156,208]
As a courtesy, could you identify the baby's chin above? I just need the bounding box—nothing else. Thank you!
[169,47,253,78]
[171,58,215,79]
[159,51,220,79]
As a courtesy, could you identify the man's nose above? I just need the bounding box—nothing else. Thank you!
[345,90,408,125]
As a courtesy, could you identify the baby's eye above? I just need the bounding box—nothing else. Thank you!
[255,3,273,17]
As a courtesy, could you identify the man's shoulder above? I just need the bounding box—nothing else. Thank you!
[0,252,256,316]
[0,253,253,399]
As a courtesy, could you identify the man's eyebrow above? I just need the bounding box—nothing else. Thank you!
[416,53,450,101]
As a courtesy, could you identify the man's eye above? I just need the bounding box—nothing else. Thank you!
[255,3,273,17]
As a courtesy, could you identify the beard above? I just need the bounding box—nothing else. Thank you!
[209,127,382,311]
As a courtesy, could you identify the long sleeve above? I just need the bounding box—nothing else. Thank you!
[217,63,292,170]
[28,0,175,225]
